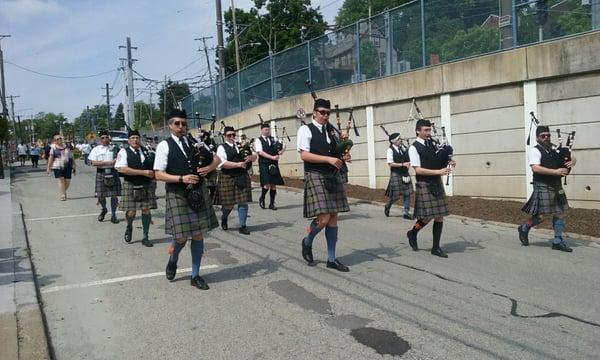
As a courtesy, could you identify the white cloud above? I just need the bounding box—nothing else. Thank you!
[0,0,64,23]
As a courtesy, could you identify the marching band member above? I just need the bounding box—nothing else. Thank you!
[89,130,121,224]
[255,122,285,210]
[384,132,413,219]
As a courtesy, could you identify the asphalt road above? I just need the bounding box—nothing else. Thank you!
[11,161,600,359]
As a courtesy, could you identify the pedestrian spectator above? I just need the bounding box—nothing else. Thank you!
[80,141,92,165]
[43,141,51,160]
[46,134,76,201]
[30,143,41,168]
[17,142,28,166]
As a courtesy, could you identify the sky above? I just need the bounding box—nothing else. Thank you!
[0,0,342,121]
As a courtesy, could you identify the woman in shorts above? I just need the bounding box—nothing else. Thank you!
[46,134,76,201]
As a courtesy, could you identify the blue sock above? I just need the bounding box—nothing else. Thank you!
[325,226,338,262]
[190,240,204,277]
[110,197,118,215]
[238,203,248,227]
[403,193,411,215]
[552,217,565,244]
[303,219,323,246]
[169,240,185,264]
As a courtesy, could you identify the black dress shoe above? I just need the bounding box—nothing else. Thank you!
[141,237,153,247]
[326,259,349,272]
[165,261,177,280]
[269,203,277,211]
[431,247,448,258]
[403,214,412,220]
[98,209,107,222]
[407,230,418,251]
[301,238,314,263]
[110,215,119,224]
[238,226,250,235]
[221,216,228,230]
[518,225,529,246]
[124,225,132,243]
[190,275,210,290]
[552,241,573,252]
[384,204,390,217]
[259,198,266,209]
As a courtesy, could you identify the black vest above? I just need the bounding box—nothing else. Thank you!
[220,143,246,177]
[533,144,562,186]
[165,137,198,191]
[413,140,443,183]
[390,145,410,176]
[258,137,277,166]
[304,123,337,175]
[123,146,153,185]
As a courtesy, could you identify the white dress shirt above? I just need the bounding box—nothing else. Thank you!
[529,146,543,166]
[115,147,146,169]
[408,137,426,168]
[88,145,116,169]
[387,145,406,164]
[297,119,331,152]
[153,134,193,171]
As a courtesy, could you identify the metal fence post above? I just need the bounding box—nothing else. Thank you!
[307,41,312,83]
[237,72,242,112]
[269,51,275,100]
[421,0,426,67]
[356,22,361,82]
[512,0,518,47]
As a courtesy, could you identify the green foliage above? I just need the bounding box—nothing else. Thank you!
[113,103,125,130]
[335,0,411,27]
[359,40,381,79]
[32,112,69,141]
[156,81,191,118]
[133,101,162,130]
[440,26,500,62]
[0,115,8,142]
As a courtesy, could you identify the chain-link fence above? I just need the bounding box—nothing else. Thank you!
[182,0,598,120]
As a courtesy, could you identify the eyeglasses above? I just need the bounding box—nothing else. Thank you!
[173,121,187,127]
[225,133,236,137]
[316,110,330,116]
[539,134,551,139]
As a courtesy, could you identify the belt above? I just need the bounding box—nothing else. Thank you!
[97,168,115,174]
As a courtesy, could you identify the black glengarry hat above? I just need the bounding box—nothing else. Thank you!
[536,125,550,136]
[389,133,401,143]
[313,98,331,110]
[98,130,109,137]
[415,119,432,128]
[128,129,141,138]
[169,108,187,120]
[260,122,270,129]
[223,126,235,134]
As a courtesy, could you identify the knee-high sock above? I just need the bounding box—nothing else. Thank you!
[523,215,542,231]
[325,226,338,262]
[238,203,248,227]
[141,213,151,237]
[110,197,118,215]
[269,189,276,205]
[98,197,107,210]
[222,207,232,219]
[432,221,443,249]
[385,198,396,209]
[126,212,135,228]
[411,219,429,234]
[403,193,411,215]
[169,240,185,264]
[260,188,268,201]
[552,217,565,244]
[303,219,324,246]
[190,240,204,277]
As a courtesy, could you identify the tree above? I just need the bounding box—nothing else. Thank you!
[440,26,500,62]
[222,0,327,74]
[113,103,125,130]
[133,101,161,130]
[335,0,411,27]
[32,112,69,141]
[156,81,191,119]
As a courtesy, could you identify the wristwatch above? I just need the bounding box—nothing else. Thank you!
[178,175,183,183]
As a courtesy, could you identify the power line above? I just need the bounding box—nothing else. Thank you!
[5,60,117,79]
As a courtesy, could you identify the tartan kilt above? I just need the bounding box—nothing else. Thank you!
[259,161,284,186]
[164,185,219,239]
[303,171,350,218]
[340,163,349,184]
[213,172,252,207]
[385,172,414,201]
[413,179,449,218]
[522,182,569,216]
[205,171,218,188]
[94,171,122,198]
[119,180,158,211]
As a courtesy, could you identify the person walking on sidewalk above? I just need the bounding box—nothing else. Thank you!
[153,109,220,290]
[115,129,158,247]
[30,143,40,168]
[406,119,455,258]
[255,122,285,210]
[89,130,121,224]
[17,142,28,167]
[384,132,413,219]
[46,134,76,201]
[214,126,256,235]
[298,98,351,272]
[518,125,576,252]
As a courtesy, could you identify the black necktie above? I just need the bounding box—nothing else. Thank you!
[180,138,191,156]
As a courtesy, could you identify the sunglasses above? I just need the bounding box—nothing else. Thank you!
[538,134,551,139]
[225,133,236,137]
[173,120,187,127]
[316,110,330,116]
[100,136,109,139]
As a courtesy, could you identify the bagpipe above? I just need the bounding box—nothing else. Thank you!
[379,125,409,153]
[237,133,254,171]
[258,114,288,153]
[528,112,576,185]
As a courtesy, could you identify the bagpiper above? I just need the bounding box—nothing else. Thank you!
[384,132,413,219]
[255,122,285,210]
[89,130,121,224]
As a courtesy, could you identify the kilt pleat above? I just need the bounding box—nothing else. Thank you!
[259,162,284,186]
[413,180,449,218]
[213,173,252,207]
[164,185,219,239]
[385,172,414,201]
[94,171,122,198]
[303,171,349,218]
[522,182,568,216]
[119,180,158,211]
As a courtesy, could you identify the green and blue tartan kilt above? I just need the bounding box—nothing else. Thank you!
[522,182,569,216]
[213,172,252,207]
[119,180,158,211]
[94,171,121,198]
[303,171,350,218]
[413,179,449,219]
[385,172,414,201]
[164,185,219,239]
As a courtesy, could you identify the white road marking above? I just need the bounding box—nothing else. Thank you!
[27,213,101,221]
[40,264,219,294]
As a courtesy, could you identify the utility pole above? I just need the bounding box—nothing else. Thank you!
[0,35,10,119]
[195,36,214,84]
[119,37,137,129]
[215,0,226,80]
[102,83,112,129]
[163,75,167,130]
[231,0,241,73]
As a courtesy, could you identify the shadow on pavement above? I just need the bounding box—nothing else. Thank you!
[337,244,402,266]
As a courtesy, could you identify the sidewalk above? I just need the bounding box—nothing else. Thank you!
[0,168,50,360]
